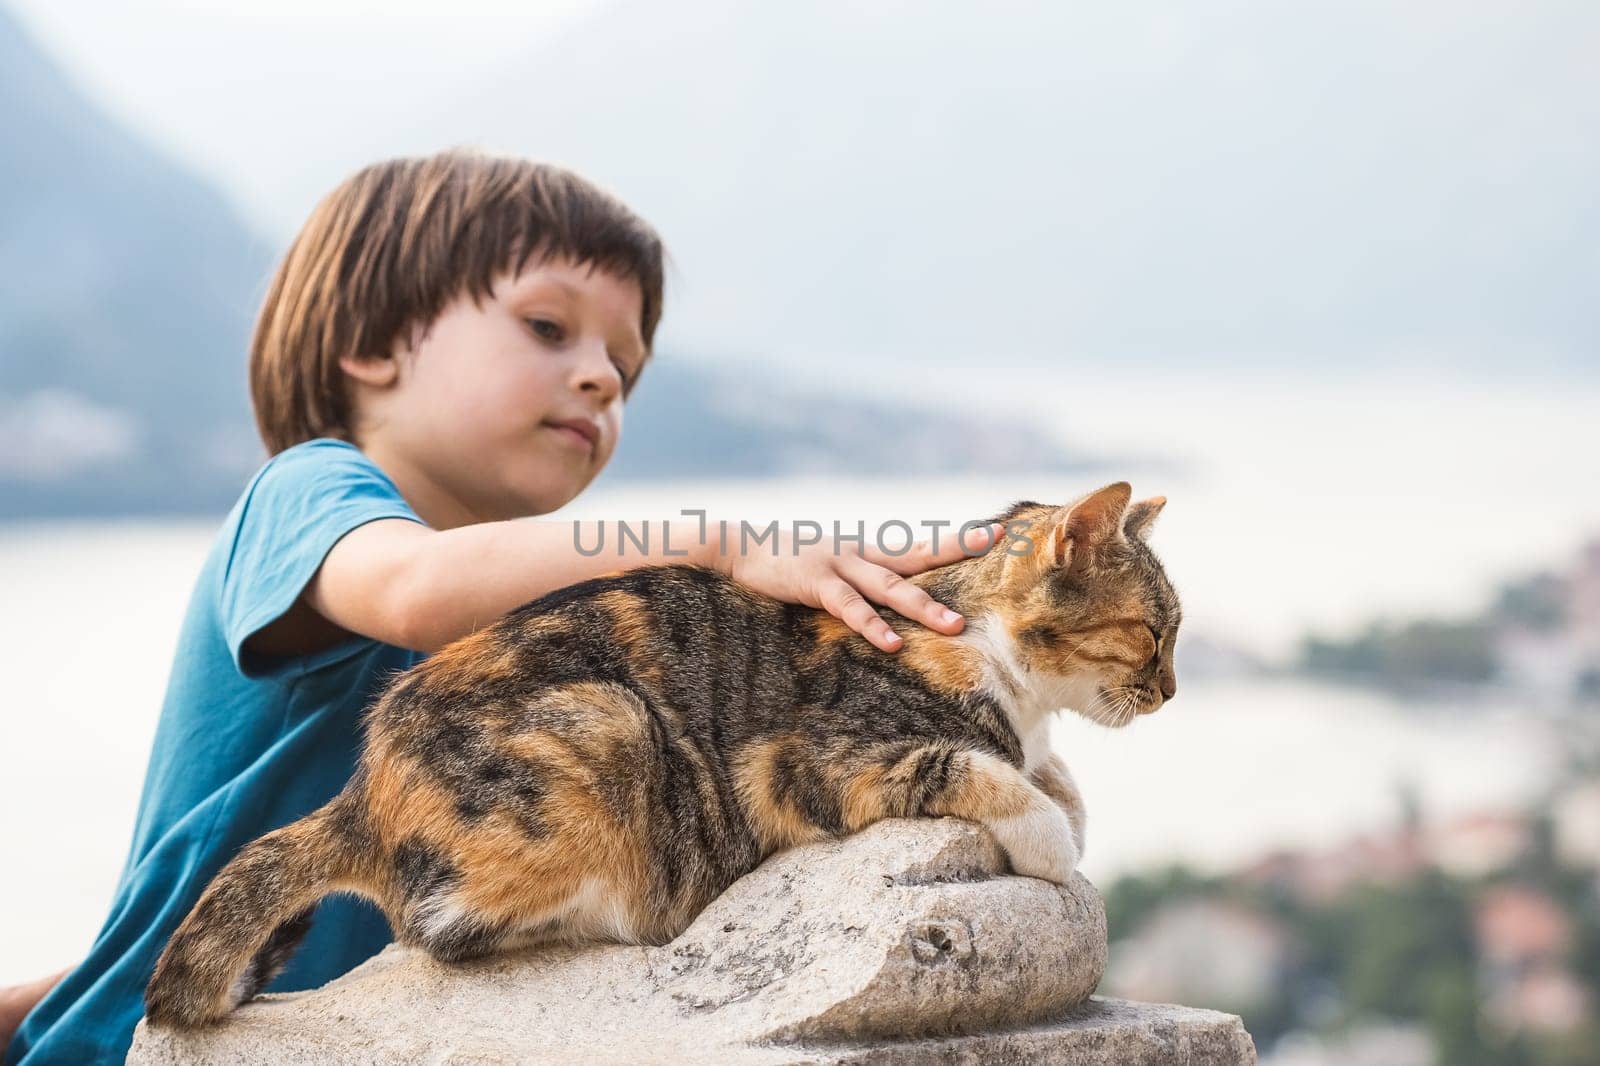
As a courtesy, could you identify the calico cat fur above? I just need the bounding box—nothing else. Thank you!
[144,481,1180,1027]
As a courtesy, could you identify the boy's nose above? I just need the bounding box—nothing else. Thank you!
[572,343,623,402]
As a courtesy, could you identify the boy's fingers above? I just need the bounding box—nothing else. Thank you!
[954,522,1005,559]
[844,557,964,635]
[863,522,1003,575]
[819,578,902,651]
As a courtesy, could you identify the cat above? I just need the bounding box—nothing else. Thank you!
[144,481,1180,1028]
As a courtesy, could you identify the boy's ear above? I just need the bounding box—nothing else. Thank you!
[338,353,399,388]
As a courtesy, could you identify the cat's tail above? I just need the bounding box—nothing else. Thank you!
[143,792,371,1028]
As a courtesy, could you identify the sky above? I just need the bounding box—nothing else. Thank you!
[9,1,1596,376]
[8,1,607,236]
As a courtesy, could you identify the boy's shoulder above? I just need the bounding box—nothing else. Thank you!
[214,438,423,675]
[253,436,373,479]
[238,438,405,513]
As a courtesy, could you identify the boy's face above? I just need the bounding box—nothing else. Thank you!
[368,254,647,523]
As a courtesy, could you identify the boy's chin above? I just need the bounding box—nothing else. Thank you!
[496,470,602,519]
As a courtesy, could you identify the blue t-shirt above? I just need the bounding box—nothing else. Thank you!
[7,439,427,1066]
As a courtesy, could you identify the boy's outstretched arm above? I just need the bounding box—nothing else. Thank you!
[300,517,999,655]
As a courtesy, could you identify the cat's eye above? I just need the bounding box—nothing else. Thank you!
[1147,624,1162,648]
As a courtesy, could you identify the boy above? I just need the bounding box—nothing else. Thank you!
[1,149,979,1064]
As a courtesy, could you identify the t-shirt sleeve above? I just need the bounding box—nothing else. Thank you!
[219,440,426,678]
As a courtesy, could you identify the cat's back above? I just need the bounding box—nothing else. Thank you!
[364,564,801,742]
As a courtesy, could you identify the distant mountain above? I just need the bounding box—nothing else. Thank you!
[603,358,1104,482]
[413,0,1600,376]
[1296,536,1600,705]
[0,8,1098,518]
[0,5,272,515]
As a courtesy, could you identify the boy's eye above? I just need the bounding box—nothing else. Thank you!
[613,359,640,393]
[527,318,564,342]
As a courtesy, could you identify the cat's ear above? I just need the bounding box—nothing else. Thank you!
[1123,496,1166,540]
[1049,482,1133,569]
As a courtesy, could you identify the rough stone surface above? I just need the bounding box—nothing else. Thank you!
[129,818,1254,1064]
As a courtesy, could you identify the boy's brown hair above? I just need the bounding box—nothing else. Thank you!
[249,149,666,455]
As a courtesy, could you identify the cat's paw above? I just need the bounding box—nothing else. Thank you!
[1030,753,1087,860]
[987,798,1080,885]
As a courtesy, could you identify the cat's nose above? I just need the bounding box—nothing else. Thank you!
[1159,674,1177,701]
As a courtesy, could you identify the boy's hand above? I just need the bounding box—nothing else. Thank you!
[716,522,1002,652]
[303,516,1002,655]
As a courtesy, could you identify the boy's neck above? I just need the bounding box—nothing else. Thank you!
[358,438,481,530]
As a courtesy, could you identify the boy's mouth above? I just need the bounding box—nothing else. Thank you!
[543,418,600,453]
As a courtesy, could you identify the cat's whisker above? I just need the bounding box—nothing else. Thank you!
[1106,690,1130,724]
[1078,685,1128,731]
[1075,688,1108,725]
[1081,684,1140,730]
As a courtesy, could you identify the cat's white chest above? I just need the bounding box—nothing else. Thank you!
[959,612,1069,771]
[1017,716,1055,773]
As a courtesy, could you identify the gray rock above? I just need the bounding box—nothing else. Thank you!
[129,818,1254,1064]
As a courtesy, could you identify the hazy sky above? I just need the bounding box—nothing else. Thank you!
[10,1,1596,374]
[9,1,607,235]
